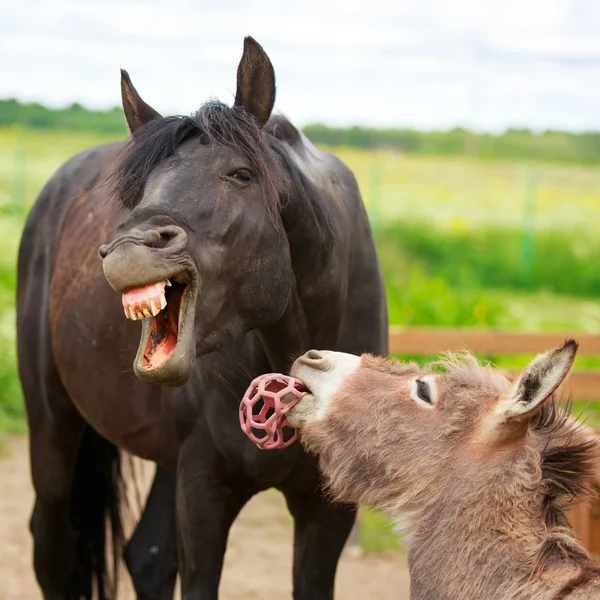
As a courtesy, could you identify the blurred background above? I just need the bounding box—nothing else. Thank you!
[2,0,600,589]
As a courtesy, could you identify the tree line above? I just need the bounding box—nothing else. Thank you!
[303,124,600,164]
[3,97,600,163]
[0,98,127,133]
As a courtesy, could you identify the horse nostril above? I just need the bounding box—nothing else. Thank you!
[140,226,187,250]
[306,350,322,361]
[143,230,162,247]
[98,244,109,258]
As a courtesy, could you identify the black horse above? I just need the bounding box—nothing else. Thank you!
[17,37,388,599]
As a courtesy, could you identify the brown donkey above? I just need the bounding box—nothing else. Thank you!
[287,341,600,599]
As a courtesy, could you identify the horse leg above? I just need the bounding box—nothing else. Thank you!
[29,415,84,599]
[124,465,178,600]
[284,490,356,600]
[175,435,249,600]
[23,333,123,599]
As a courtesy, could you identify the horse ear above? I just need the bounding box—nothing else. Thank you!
[120,69,162,133]
[482,339,578,442]
[234,36,276,127]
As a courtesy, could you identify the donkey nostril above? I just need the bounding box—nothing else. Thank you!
[143,230,162,247]
[98,244,109,259]
[300,349,330,371]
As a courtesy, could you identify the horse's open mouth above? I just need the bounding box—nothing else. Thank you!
[121,272,196,384]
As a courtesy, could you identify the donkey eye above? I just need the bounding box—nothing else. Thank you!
[410,377,436,407]
[415,379,432,404]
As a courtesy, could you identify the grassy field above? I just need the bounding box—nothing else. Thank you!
[332,146,600,231]
[331,146,600,334]
[2,126,600,552]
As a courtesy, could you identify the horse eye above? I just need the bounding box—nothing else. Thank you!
[415,379,432,404]
[229,169,252,184]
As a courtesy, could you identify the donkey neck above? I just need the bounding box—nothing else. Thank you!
[407,476,600,600]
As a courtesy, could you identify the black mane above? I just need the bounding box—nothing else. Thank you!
[110,101,287,214]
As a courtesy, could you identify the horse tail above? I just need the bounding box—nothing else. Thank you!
[71,425,125,600]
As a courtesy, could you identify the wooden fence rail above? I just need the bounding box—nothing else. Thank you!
[388,327,600,400]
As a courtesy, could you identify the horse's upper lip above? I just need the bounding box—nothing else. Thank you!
[102,243,194,295]
[101,223,191,294]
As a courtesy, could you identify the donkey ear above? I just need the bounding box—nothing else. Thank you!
[483,339,578,442]
[120,69,162,134]
[234,36,276,127]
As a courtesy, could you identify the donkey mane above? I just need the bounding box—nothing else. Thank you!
[436,351,510,393]
[533,398,598,517]
[110,101,287,213]
[530,398,600,579]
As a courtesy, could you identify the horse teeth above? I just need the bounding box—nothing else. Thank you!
[121,281,172,321]
[166,279,172,287]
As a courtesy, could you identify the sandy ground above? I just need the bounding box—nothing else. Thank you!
[0,435,410,599]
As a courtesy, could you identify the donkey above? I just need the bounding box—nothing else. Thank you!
[286,341,600,599]
[17,37,387,599]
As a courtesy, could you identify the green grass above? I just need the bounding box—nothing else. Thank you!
[0,126,122,211]
[328,146,600,232]
[378,234,600,332]
[378,222,600,298]
[358,507,405,554]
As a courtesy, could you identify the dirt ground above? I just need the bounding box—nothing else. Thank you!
[0,435,410,599]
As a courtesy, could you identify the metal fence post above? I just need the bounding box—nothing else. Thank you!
[520,168,537,286]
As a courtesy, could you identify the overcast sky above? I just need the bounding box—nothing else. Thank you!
[3,0,600,131]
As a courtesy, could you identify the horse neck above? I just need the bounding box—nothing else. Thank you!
[280,176,341,287]
[406,479,600,600]
[255,179,346,373]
